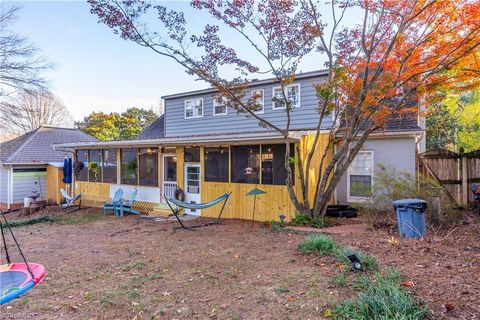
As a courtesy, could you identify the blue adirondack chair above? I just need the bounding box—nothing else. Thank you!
[102,188,123,215]
[116,188,140,217]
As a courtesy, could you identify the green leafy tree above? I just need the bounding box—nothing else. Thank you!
[75,112,120,141]
[75,107,158,141]
[427,90,480,152]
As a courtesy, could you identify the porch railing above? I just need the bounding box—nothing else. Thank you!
[163,181,177,202]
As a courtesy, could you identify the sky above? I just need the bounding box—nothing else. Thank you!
[4,0,355,121]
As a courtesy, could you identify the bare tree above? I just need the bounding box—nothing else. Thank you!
[0,90,73,135]
[0,5,52,96]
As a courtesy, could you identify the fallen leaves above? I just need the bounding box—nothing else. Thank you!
[401,280,415,287]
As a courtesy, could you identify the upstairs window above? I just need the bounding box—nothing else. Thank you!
[251,89,264,113]
[185,98,203,119]
[273,84,300,110]
[213,96,228,116]
[348,151,374,200]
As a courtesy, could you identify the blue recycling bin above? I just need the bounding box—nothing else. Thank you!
[392,199,427,238]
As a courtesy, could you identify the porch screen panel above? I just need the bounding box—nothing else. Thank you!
[121,148,138,185]
[88,150,102,182]
[75,150,88,181]
[231,145,260,184]
[185,147,200,163]
[103,149,117,184]
[261,144,295,185]
[139,148,158,187]
[205,147,229,182]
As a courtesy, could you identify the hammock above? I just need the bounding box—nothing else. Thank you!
[164,192,231,230]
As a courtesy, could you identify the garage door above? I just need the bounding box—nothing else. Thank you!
[12,168,47,204]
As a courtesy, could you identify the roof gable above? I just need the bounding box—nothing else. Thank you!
[136,115,165,140]
[0,126,97,164]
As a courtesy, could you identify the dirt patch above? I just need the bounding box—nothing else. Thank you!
[331,218,480,320]
[1,208,345,319]
[1,207,479,319]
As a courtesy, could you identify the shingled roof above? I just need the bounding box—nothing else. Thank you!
[136,115,165,140]
[0,125,97,164]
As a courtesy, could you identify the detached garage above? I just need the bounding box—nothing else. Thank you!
[0,125,97,209]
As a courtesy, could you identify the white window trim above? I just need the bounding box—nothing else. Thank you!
[347,150,374,202]
[272,84,301,110]
[251,89,264,114]
[212,96,228,116]
[184,98,204,119]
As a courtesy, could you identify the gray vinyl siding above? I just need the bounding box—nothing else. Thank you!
[12,168,47,204]
[164,76,333,137]
[336,137,416,204]
[0,167,9,204]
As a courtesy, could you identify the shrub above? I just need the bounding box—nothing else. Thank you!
[333,268,430,320]
[360,165,455,225]
[291,213,325,228]
[298,235,338,256]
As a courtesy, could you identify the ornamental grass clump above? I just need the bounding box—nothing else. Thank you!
[333,268,430,320]
[297,235,338,256]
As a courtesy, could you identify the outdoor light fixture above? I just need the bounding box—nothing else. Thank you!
[160,146,165,153]
[219,146,224,154]
[347,254,363,271]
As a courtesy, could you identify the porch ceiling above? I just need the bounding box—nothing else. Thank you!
[53,132,299,150]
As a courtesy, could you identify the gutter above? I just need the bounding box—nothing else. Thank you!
[53,132,299,150]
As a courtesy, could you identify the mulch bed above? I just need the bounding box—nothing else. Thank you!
[1,207,479,319]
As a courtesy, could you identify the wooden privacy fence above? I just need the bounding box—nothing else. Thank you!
[417,149,480,205]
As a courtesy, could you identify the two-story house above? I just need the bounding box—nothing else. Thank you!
[54,70,424,221]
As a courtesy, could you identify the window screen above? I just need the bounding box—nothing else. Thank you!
[231,145,260,184]
[75,150,89,181]
[121,148,137,185]
[205,147,229,182]
[88,149,102,182]
[349,151,373,198]
[103,149,117,184]
[261,144,294,185]
[139,148,158,187]
[185,147,200,163]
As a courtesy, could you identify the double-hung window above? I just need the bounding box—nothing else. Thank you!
[213,96,228,116]
[272,84,300,110]
[250,89,264,113]
[348,151,374,201]
[185,98,203,119]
